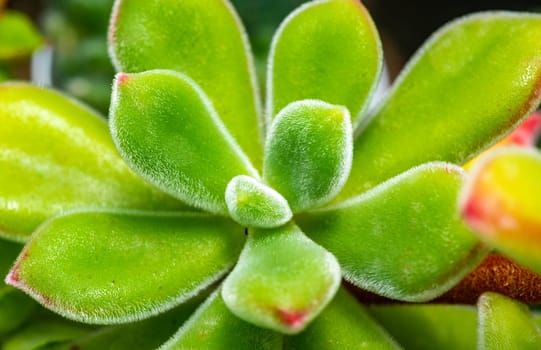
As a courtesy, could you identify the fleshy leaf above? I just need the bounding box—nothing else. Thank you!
[225,175,292,228]
[2,319,89,350]
[339,12,541,200]
[109,0,263,166]
[368,304,477,350]
[65,294,205,350]
[460,147,541,273]
[266,0,382,125]
[160,290,283,349]
[0,11,42,59]
[0,83,184,241]
[478,292,541,349]
[222,223,341,334]
[298,163,486,302]
[110,70,258,215]
[263,100,352,212]
[284,288,400,349]
[6,211,245,324]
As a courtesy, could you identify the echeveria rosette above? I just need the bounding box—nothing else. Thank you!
[1,0,541,348]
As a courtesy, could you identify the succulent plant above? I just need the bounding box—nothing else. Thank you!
[2,0,541,348]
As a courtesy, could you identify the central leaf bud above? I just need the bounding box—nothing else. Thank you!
[225,175,292,228]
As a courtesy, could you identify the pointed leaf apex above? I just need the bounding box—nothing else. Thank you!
[115,72,131,86]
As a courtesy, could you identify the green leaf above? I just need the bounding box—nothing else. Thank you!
[109,0,263,166]
[478,292,541,349]
[0,83,184,242]
[263,100,352,212]
[461,147,541,274]
[222,223,341,334]
[64,294,205,350]
[339,12,541,200]
[110,70,258,215]
[161,290,283,349]
[284,288,400,349]
[266,0,382,125]
[6,211,245,324]
[2,319,89,350]
[0,286,36,335]
[298,163,486,302]
[225,175,292,228]
[368,304,477,350]
[0,11,42,59]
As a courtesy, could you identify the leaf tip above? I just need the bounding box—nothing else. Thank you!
[115,73,131,86]
[276,308,307,331]
[5,251,27,288]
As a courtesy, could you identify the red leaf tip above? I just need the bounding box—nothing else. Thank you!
[116,73,130,85]
[277,309,307,329]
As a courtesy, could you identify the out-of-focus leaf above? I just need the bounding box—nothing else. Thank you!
[263,100,352,212]
[64,294,205,350]
[2,319,89,350]
[6,211,244,324]
[160,290,282,349]
[225,175,292,228]
[110,70,258,215]
[0,286,36,335]
[266,0,381,125]
[461,147,541,273]
[0,83,184,241]
[0,240,34,335]
[222,223,341,334]
[339,13,541,200]
[284,288,400,349]
[109,0,263,166]
[368,304,477,350]
[298,163,486,302]
[478,292,541,349]
[0,11,42,59]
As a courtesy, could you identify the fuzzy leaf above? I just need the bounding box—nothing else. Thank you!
[225,175,292,228]
[64,295,204,350]
[263,100,352,212]
[368,304,477,350]
[461,147,541,274]
[340,12,541,200]
[160,290,283,349]
[109,0,263,166]
[110,70,258,215]
[0,83,184,241]
[284,288,400,349]
[222,223,341,334]
[478,292,541,349]
[6,211,245,324]
[266,0,381,125]
[2,319,89,350]
[298,163,486,302]
[0,11,42,59]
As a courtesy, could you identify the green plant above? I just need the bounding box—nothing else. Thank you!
[2,0,541,348]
